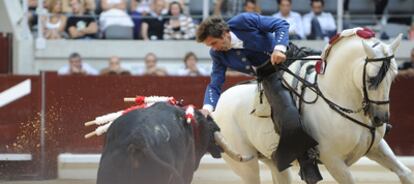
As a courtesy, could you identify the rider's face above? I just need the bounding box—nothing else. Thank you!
[203,32,232,51]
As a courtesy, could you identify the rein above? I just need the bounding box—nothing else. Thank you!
[277,55,394,155]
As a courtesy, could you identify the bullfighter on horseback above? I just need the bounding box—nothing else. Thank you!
[196,12,322,182]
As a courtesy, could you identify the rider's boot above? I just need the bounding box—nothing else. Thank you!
[298,148,323,184]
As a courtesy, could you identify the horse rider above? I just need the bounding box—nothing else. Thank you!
[196,12,322,183]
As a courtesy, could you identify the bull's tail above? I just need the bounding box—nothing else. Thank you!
[128,136,185,184]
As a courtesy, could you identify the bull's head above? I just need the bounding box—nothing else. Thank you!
[194,112,254,162]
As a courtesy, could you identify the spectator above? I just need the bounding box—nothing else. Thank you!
[58,52,98,75]
[214,0,244,19]
[99,0,134,34]
[408,21,414,41]
[302,0,336,41]
[243,0,260,13]
[273,0,305,40]
[398,48,414,77]
[100,56,131,75]
[343,0,389,27]
[176,52,209,76]
[28,0,38,28]
[101,0,127,11]
[143,52,168,76]
[41,0,67,39]
[163,1,196,40]
[374,0,388,25]
[129,0,144,39]
[62,0,96,14]
[141,0,167,40]
[65,0,98,39]
[131,0,152,15]
[167,0,188,15]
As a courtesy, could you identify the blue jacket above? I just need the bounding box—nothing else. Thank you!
[203,13,289,110]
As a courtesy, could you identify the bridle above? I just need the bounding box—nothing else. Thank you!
[278,54,395,155]
[361,55,394,114]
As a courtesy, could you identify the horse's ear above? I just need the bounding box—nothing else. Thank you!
[389,33,402,53]
[362,41,375,59]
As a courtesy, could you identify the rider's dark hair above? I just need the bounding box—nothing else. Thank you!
[196,16,229,43]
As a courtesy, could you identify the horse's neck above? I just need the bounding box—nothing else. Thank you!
[318,38,366,109]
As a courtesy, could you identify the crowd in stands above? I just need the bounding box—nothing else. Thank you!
[57,51,235,76]
[28,0,414,41]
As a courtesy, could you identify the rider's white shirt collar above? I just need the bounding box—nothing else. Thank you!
[229,31,287,52]
[230,32,244,49]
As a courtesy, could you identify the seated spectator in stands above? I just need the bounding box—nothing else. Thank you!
[398,48,414,77]
[66,0,98,39]
[214,0,244,19]
[100,56,131,75]
[176,52,208,76]
[143,52,168,76]
[131,0,152,15]
[28,0,38,28]
[99,0,134,33]
[273,0,305,40]
[163,2,196,40]
[409,21,414,41]
[243,0,260,13]
[141,0,167,40]
[62,0,96,14]
[101,0,127,11]
[41,0,67,39]
[129,0,144,39]
[302,0,336,41]
[58,52,98,75]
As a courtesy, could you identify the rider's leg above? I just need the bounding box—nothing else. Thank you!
[256,62,318,172]
[366,139,414,184]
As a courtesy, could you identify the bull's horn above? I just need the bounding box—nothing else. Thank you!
[84,131,97,139]
[124,97,136,102]
[84,120,96,126]
[213,132,254,162]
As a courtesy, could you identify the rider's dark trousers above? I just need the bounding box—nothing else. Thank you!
[256,60,318,172]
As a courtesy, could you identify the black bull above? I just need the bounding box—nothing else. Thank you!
[97,102,228,184]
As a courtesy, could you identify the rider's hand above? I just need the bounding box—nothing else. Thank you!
[199,109,211,118]
[271,50,286,65]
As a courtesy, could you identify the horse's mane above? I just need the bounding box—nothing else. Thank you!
[321,28,377,62]
[321,28,396,89]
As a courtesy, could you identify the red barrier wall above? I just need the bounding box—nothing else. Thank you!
[0,72,413,179]
[0,34,12,73]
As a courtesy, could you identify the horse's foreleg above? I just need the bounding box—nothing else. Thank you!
[222,154,261,184]
[366,139,414,184]
[320,155,355,184]
[261,158,292,184]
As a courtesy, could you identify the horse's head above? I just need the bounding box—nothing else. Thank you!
[359,34,402,127]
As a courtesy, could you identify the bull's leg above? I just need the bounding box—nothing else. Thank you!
[261,158,292,184]
[366,139,414,184]
[320,154,355,184]
[222,154,260,184]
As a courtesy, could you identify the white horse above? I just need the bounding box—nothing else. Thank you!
[212,28,414,184]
